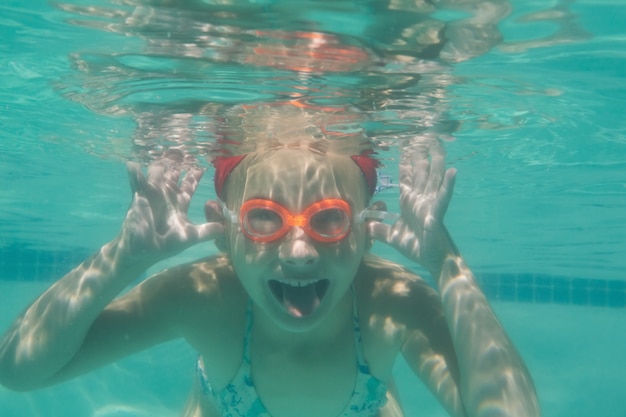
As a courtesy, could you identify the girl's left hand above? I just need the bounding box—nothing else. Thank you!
[368,154,457,275]
[118,155,224,266]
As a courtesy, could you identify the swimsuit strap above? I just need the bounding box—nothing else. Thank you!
[196,300,254,397]
[350,285,370,371]
[242,298,254,366]
[199,291,387,417]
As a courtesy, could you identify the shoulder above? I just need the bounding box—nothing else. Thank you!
[142,255,238,297]
[120,254,245,330]
[354,255,447,379]
[356,254,444,331]
[140,254,239,300]
[357,254,439,307]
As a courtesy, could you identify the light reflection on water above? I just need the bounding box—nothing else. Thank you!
[51,0,498,164]
[3,0,591,170]
[2,0,621,277]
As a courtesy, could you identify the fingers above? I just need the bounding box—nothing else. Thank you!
[163,165,183,187]
[204,200,224,223]
[147,160,181,188]
[187,222,225,243]
[367,221,391,244]
[126,162,148,194]
[400,156,440,197]
[178,167,205,211]
[412,159,430,194]
[179,200,227,245]
[399,151,452,200]
[399,164,413,192]
[424,153,445,195]
[128,155,206,204]
[367,221,420,260]
[149,149,185,184]
[434,168,457,219]
[180,167,204,195]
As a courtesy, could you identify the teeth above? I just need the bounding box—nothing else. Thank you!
[276,279,321,287]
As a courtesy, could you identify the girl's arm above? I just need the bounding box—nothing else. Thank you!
[0,158,223,390]
[369,153,540,417]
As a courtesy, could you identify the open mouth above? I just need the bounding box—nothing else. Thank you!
[268,279,330,318]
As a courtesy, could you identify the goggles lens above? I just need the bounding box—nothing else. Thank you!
[240,199,352,243]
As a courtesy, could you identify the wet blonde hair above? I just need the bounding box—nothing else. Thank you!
[220,148,371,211]
[215,101,377,207]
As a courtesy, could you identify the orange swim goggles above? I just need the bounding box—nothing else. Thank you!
[221,198,399,243]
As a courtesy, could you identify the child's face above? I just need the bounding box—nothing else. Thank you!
[224,149,369,331]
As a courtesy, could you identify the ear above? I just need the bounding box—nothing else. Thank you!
[204,200,229,252]
[367,200,387,212]
[363,200,387,251]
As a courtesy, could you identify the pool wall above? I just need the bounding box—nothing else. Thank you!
[2,243,624,308]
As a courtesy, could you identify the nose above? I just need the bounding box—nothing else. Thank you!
[278,228,319,272]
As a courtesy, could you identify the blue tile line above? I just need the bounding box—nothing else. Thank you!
[1,245,624,308]
[476,273,626,308]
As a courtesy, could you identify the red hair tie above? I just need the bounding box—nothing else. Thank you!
[351,154,378,195]
[213,154,247,199]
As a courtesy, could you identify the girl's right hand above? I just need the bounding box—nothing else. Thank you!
[117,157,224,267]
[368,154,457,276]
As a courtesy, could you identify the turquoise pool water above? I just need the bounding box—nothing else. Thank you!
[1,0,625,416]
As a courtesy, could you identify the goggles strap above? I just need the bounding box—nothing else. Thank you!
[218,199,239,225]
[355,209,400,224]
